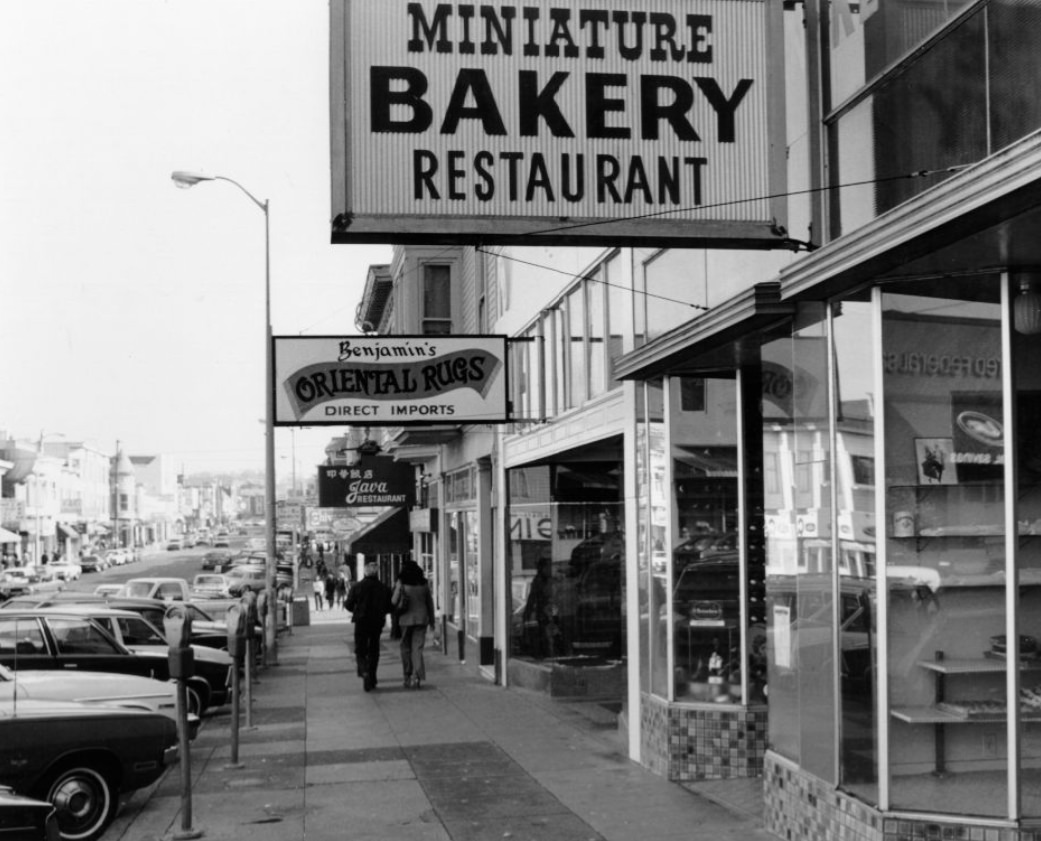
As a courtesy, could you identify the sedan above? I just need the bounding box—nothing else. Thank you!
[0,698,177,841]
[165,539,182,552]
[0,609,233,714]
[46,562,81,582]
[225,565,268,596]
[77,555,106,573]
[191,574,230,599]
[0,594,234,650]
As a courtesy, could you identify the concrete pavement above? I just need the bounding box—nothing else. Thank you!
[107,607,771,841]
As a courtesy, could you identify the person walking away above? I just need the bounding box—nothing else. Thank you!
[345,560,391,691]
[312,576,324,610]
[334,573,347,608]
[324,572,336,610]
[393,559,436,689]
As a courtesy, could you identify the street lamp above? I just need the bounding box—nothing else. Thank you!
[171,170,278,664]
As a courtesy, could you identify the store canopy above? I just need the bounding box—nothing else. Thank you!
[0,526,20,543]
[346,507,410,556]
[56,523,78,539]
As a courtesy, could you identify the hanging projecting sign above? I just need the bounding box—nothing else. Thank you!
[273,335,509,426]
[329,0,787,247]
[318,455,416,508]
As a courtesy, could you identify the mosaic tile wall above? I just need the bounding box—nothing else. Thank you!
[640,693,768,781]
[763,754,1041,841]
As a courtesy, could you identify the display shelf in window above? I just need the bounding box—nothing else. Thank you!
[890,650,1041,774]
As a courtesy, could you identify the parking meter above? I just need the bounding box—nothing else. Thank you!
[226,603,247,660]
[163,604,194,680]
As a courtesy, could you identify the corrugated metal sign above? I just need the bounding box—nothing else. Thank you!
[330,0,787,246]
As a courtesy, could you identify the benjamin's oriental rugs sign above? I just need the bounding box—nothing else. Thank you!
[273,335,509,426]
[330,0,786,246]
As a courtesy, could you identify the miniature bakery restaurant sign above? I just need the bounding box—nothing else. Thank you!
[329,0,786,246]
[273,335,509,426]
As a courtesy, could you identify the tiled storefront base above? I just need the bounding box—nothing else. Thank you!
[763,753,1041,841]
[640,692,767,780]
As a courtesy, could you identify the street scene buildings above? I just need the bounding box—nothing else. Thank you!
[7,0,1041,840]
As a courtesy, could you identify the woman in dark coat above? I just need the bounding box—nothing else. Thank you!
[392,560,436,689]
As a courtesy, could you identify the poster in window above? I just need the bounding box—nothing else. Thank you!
[950,392,1004,483]
[914,438,956,485]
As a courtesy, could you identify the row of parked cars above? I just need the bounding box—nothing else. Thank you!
[0,586,243,840]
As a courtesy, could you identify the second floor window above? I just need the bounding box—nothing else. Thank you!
[422,264,452,335]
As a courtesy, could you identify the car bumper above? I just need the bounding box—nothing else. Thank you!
[163,744,179,767]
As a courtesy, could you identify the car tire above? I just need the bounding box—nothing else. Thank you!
[38,760,118,841]
[187,679,211,715]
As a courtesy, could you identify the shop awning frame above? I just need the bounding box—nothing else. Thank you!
[0,526,20,543]
[345,507,411,556]
[56,523,78,539]
[613,282,793,381]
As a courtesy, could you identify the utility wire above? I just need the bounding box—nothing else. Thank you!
[302,162,974,333]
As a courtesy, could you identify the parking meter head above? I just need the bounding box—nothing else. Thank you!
[226,604,247,659]
[163,603,193,649]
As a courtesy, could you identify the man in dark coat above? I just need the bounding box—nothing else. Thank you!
[345,559,391,691]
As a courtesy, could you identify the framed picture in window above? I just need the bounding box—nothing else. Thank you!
[915,437,956,485]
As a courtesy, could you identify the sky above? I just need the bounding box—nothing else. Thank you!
[0,1,392,478]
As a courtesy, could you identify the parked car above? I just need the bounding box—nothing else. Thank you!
[78,554,106,573]
[0,785,58,841]
[103,549,127,567]
[118,577,191,601]
[201,550,234,571]
[0,570,33,601]
[191,574,231,599]
[0,661,197,733]
[224,565,267,596]
[46,562,81,582]
[0,594,234,651]
[0,698,177,841]
[92,584,123,597]
[165,539,182,552]
[212,536,230,548]
[0,608,233,714]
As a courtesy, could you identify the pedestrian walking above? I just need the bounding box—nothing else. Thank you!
[312,577,324,610]
[334,573,347,608]
[392,559,436,689]
[324,572,336,610]
[345,560,391,691]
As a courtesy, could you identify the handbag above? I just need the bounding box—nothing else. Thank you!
[393,583,410,616]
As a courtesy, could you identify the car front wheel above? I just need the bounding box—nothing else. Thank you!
[40,762,118,841]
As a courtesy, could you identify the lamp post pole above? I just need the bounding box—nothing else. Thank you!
[172,170,278,664]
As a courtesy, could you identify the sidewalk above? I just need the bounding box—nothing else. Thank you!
[108,609,771,841]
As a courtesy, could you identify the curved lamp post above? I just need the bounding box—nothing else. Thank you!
[171,170,278,664]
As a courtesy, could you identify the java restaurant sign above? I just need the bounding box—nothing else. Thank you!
[273,335,509,426]
[330,0,787,247]
[318,455,416,508]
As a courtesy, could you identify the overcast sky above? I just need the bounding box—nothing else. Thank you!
[0,1,391,476]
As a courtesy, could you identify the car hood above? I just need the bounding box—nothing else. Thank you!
[2,669,176,703]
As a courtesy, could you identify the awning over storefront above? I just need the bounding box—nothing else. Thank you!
[613,282,793,381]
[345,507,410,556]
[0,527,19,543]
[56,523,78,539]
[89,523,110,534]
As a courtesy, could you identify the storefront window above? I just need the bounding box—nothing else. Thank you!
[882,280,1006,817]
[669,376,743,702]
[448,512,461,626]
[463,511,479,632]
[833,296,879,802]
[763,306,838,776]
[636,380,668,697]
[508,461,623,663]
